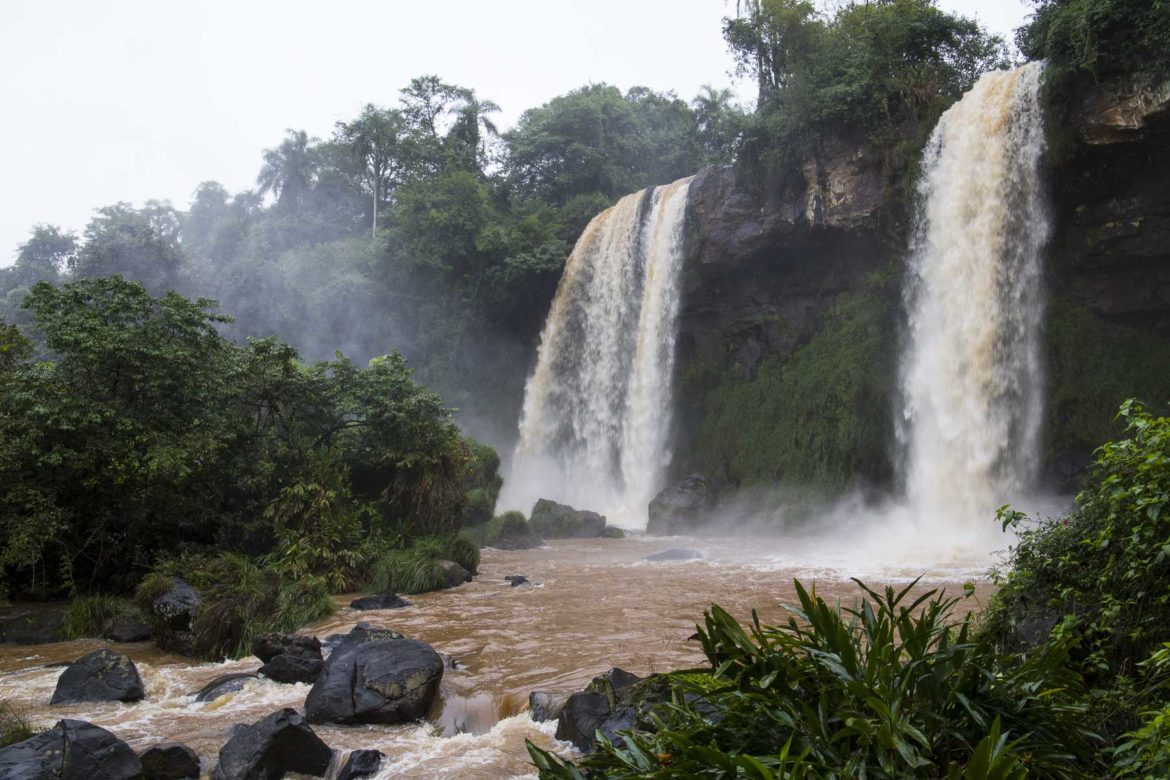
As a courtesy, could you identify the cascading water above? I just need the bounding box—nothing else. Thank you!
[900,62,1049,544]
[501,177,693,527]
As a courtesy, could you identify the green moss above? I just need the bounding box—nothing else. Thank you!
[1044,302,1170,464]
[684,287,899,493]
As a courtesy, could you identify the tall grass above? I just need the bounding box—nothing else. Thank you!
[62,594,136,640]
[0,698,32,747]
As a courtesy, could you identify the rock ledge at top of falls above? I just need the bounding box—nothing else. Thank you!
[212,708,332,780]
[51,648,145,705]
[529,498,622,538]
[304,623,444,725]
[1074,74,1170,145]
[0,719,141,780]
[647,474,719,536]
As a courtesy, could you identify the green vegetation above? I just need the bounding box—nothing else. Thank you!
[61,595,136,640]
[684,287,898,492]
[0,699,32,747]
[459,510,541,549]
[1016,0,1170,80]
[530,579,1095,778]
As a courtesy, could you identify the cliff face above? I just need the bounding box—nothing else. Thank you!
[673,72,1170,492]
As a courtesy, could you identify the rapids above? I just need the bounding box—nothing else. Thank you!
[0,539,992,778]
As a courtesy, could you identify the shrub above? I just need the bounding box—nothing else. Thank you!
[369,547,447,595]
[62,595,136,640]
[0,698,32,747]
[531,578,1099,778]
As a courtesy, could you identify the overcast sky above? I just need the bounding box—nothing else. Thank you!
[0,0,1032,267]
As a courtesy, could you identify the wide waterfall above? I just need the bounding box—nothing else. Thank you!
[501,177,693,527]
[900,62,1049,541]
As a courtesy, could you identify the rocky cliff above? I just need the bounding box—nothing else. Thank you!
[672,71,1170,494]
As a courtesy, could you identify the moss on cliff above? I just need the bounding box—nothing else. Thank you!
[1044,301,1170,469]
[680,282,898,492]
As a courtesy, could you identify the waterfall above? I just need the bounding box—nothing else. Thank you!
[501,176,693,527]
[900,62,1049,538]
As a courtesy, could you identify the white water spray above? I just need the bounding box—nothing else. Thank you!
[899,62,1049,548]
[501,177,693,527]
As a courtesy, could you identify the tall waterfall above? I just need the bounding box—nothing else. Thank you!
[501,177,693,527]
[900,62,1049,538]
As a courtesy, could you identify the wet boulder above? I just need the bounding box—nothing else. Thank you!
[644,548,703,562]
[212,708,332,780]
[337,750,383,780]
[647,474,718,535]
[148,578,201,656]
[529,691,570,722]
[437,560,472,589]
[252,633,323,685]
[140,742,200,780]
[106,616,152,643]
[193,673,258,703]
[529,499,608,538]
[505,575,530,587]
[51,649,145,705]
[349,592,411,611]
[0,719,141,780]
[305,623,444,725]
[259,654,322,685]
[554,668,663,753]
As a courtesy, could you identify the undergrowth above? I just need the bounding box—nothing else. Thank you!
[61,594,136,640]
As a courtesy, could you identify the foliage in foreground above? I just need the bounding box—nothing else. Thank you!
[0,699,33,748]
[530,579,1098,779]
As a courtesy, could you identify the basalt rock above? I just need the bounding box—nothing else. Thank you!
[0,719,141,780]
[51,649,145,705]
[528,691,570,722]
[148,578,200,656]
[647,474,718,536]
[336,750,383,780]
[304,624,443,725]
[251,633,321,664]
[554,668,651,752]
[258,654,322,685]
[193,673,257,703]
[140,742,200,780]
[106,616,152,643]
[212,708,332,780]
[349,592,411,611]
[644,548,703,562]
[436,560,472,589]
[505,575,531,587]
[529,499,608,538]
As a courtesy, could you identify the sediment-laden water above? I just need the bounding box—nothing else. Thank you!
[0,539,992,778]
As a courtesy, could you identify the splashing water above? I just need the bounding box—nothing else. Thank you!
[899,62,1050,552]
[501,177,693,527]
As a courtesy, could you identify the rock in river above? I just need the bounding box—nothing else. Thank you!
[349,592,411,611]
[212,708,332,780]
[0,719,141,780]
[51,649,145,705]
[529,498,608,538]
[139,742,200,780]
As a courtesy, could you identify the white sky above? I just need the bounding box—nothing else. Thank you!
[0,0,1032,267]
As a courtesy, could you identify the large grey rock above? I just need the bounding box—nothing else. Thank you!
[0,719,141,780]
[193,673,257,703]
[259,654,322,685]
[304,624,444,725]
[336,750,382,780]
[529,691,570,722]
[149,578,200,656]
[436,560,472,589]
[251,633,321,664]
[647,475,717,536]
[212,708,332,780]
[529,499,608,538]
[553,668,660,753]
[349,593,411,611]
[106,617,151,643]
[555,692,610,751]
[51,649,145,705]
[140,742,200,780]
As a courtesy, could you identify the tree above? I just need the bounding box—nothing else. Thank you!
[446,95,502,174]
[333,105,409,237]
[692,85,746,164]
[70,202,185,294]
[257,129,319,210]
[14,225,75,284]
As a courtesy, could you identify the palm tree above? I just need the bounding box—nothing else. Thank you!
[447,95,501,173]
[257,129,318,209]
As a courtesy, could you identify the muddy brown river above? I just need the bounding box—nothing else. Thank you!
[0,536,996,778]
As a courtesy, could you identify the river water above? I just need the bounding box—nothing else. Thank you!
[0,537,995,778]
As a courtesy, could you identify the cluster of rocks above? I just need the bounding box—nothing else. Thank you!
[530,667,672,753]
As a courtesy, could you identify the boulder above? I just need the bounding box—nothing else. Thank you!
[0,719,141,780]
[193,673,257,703]
[148,578,201,656]
[106,616,152,643]
[337,750,383,780]
[140,742,200,780]
[349,592,411,611]
[504,575,530,587]
[529,499,608,538]
[528,691,570,722]
[554,668,654,753]
[305,624,443,725]
[212,708,332,780]
[251,633,321,664]
[647,474,718,535]
[259,654,322,685]
[0,607,66,645]
[437,560,472,589]
[644,548,703,562]
[51,649,145,705]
